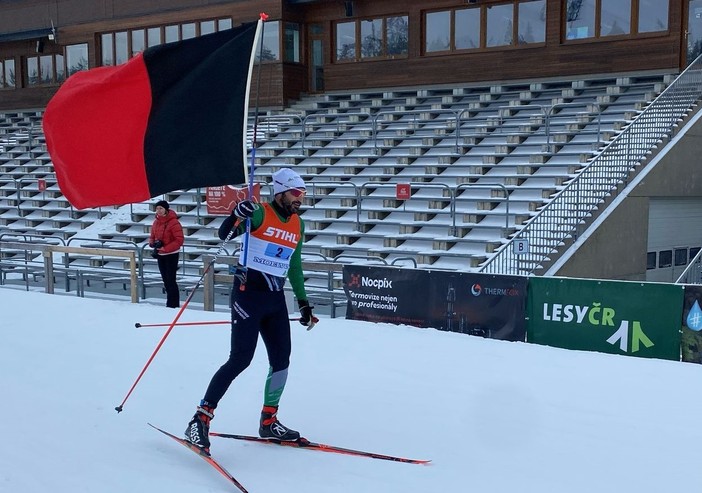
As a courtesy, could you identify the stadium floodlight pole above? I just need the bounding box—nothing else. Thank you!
[239,14,268,284]
[115,229,236,413]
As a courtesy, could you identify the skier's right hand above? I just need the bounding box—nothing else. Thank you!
[233,200,257,219]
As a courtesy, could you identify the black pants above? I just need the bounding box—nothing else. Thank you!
[203,287,291,407]
[157,253,180,308]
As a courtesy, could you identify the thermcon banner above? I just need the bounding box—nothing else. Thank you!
[343,266,527,341]
[527,277,683,360]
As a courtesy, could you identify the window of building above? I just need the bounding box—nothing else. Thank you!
[1,59,16,88]
[257,20,280,61]
[487,3,514,48]
[100,18,233,66]
[658,250,672,268]
[455,8,481,50]
[646,252,656,270]
[65,43,88,76]
[336,15,408,61]
[131,29,145,57]
[182,23,196,40]
[638,0,668,33]
[428,1,545,54]
[519,0,547,44]
[26,53,64,85]
[690,247,701,261]
[201,20,216,36]
[426,11,450,52]
[284,23,301,63]
[675,248,689,267]
[565,0,669,40]
[165,25,179,43]
[601,0,631,36]
[566,0,596,39]
[147,27,162,47]
[336,21,356,61]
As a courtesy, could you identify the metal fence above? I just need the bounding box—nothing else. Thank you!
[480,57,702,275]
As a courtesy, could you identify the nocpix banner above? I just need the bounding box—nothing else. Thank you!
[343,266,527,341]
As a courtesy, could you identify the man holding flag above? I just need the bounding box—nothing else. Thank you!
[185,168,317,454]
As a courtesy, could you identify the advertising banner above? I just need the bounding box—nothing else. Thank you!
[427,271,527,341]
[343,266,527,341]
[527,277,683,360]
[343,265,430,327]
[681,285,702,364]
[206,183,260,215]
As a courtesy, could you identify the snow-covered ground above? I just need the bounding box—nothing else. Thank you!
[3,288,702,493]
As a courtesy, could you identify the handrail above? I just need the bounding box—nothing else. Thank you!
[545,102,602,151]
[372,108,458,155]
[306,181,360,227]
[480,57,702,275]
[454,183,510,231]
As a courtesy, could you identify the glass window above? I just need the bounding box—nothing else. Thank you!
[115,31,128,64]
[0,63,3,87]
[147,27,161,47]
[386,16,408,56]
[336,21,356,61]
[566,0,596,39]
[638,0,668,33]
[27,56,39,85]
[257,20,280,61]
[101,33,113,65]
[200,20,215,35]
[165,25,179,43]
[5,59,15,88]
[646,252,656,270]
[426,11,450,52]
[691,247,701,260]
[659,250,672,268]
[182,23,196,40]
[131,29,145,56]
[518,0,546,44]
[675,248,688,266]
[55,53,65,82]
[284,23,301,63]
[600,0,630,36]
[455,8,480,50]
[40,55,53,83]
[361,18,383,58]
[218,18,232,31]
[66,43,88,76]
[487,3,514,47]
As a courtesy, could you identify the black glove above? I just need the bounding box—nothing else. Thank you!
[298,299,315,327]
[153,240,163,249]
[150,248,160,259]
[233,200,257,219]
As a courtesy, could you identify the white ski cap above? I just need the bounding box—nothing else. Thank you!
[272,168,306,195]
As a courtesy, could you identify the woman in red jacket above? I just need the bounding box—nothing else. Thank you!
[148,200,184,308]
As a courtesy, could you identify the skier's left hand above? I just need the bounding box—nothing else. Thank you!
[298,300,318,330]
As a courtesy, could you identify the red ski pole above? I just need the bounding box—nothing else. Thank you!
[135,320,229,328]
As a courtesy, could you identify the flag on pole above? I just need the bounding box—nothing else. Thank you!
[43,20,260,209]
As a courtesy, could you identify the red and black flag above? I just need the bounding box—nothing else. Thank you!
[43,20,260,209]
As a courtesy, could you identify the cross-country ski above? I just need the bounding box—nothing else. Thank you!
[210,432,430,465]
[149,424,249,492]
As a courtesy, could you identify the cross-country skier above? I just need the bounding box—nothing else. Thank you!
[184,168,316,454]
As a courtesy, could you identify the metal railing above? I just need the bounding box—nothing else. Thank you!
[481,58,702,275]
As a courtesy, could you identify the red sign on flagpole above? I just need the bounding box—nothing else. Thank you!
[206,183,261,215]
